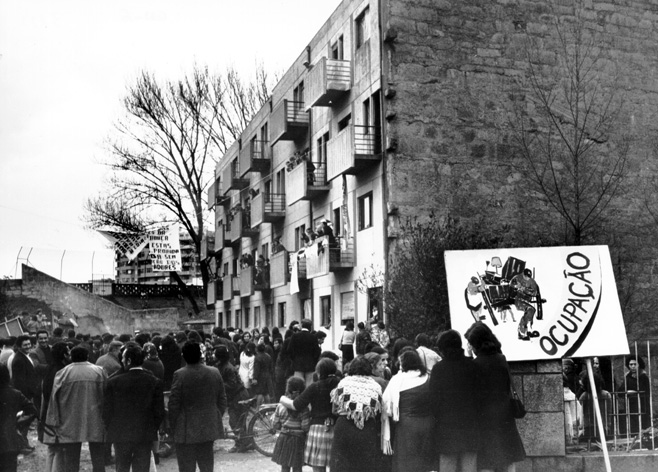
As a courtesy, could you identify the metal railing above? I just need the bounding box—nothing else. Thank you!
[563,341,656,453]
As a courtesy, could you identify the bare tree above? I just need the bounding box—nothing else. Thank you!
[85,66,272,307]
[506,17,632,245]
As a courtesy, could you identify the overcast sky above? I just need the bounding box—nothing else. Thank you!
[0,0,341,282]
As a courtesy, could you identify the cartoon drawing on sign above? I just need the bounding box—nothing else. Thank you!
[473,255,546,343]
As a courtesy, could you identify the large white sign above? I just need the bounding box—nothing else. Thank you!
[445,246,629,361]
[149,225,182,272]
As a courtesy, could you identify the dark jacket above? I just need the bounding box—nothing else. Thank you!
[473,353,526,469]
[11,351,38,399]
[288,330,321,373]
[252,352,274,396]
[429,353,480,453]
[0,386,37,453]
[169,363,227,444]
[103,368,165,443]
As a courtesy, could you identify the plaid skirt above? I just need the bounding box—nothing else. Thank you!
[272,430,306,468]
[304,423,334,467]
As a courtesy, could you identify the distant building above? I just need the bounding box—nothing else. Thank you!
[115,231,213,285]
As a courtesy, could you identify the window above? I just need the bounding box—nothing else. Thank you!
[254,306,261,328]
[317,132,329,171]
[363,97,371,132]
[278,302,287,327]
[358,192,373,230]
[266,304,273,327]
[245,307,250,328]
[320,295,331,326]
[295,224,307,251]
[261,243,269,260]
[231,158,239,178]
[331,35,344,60]
[225,311,231,328]
[333,207,341,237]
[264,179,272,203]
[276,169,286,195]
[355,7,370,49]
[236,309,242,329]
[293,81,305,106]
[260,123,269,159]
[223,262,229,278]
[338,114,351,132]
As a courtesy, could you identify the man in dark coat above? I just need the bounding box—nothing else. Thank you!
[288,318,321,386]
[11,335,38,450]
[103,344,164,472]
[169,341,227,472]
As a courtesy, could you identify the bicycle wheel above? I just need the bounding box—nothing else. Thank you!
[248,404,278,457]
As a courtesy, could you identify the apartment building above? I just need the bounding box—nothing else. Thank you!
[209,0,658,343]
[208,1,384,342]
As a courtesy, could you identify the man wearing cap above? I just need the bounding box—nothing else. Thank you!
[511,268,540,341]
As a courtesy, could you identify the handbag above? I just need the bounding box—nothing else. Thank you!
[509,372,526,419]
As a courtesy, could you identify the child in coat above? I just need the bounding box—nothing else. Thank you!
[272,376,311,472]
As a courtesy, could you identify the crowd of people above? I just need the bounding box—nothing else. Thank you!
[0,317,531,472]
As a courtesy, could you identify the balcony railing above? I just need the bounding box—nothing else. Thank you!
[239,140,271,177]
[326,125,382,181]
[306,57,351,109]
[287,160,330,205]
[222,164,249,194]
[251,192,286,227]
[269,251,289,288]
[226,209,258,243]
[302,235,354,279]
[270,100,309,145]
[222,275,240,301]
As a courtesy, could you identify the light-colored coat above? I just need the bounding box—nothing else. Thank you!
[44,361,106,444]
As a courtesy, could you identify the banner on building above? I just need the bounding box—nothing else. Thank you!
[444,245,629,362]
[98,229,148,261]
[341,174,351,251]
[149,224,182,272]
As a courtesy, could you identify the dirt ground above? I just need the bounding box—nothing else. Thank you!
[17,428,313,472]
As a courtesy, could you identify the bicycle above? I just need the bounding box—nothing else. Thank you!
[158,395,278,458]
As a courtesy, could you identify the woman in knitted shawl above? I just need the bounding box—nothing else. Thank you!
[330,356,387,472]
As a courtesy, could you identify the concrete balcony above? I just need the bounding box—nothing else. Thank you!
[306,58,351,109]
[240,266,270,297]
[239,139,271,177]
[222,165,249,194]
[226,209,258,243]
[303,236,354,279]
[270,100,309,145]
[251,192,286,227]
[222,275,240,301]
[326,125,382,181]
[269,251,289,288]
[287,160,330,205]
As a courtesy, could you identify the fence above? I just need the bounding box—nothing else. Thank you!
[564,340,656,453]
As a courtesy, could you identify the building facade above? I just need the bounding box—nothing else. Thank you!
[209,0,658,342]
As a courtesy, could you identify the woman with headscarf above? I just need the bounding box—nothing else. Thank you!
[382,350,433,472]
[330,356,386,472]
[465,323,525,472]
[429,330,479,472]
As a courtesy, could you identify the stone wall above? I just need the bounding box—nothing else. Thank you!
[380,0,658,334]
[378,0,658,464]
[2,265,179,335]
